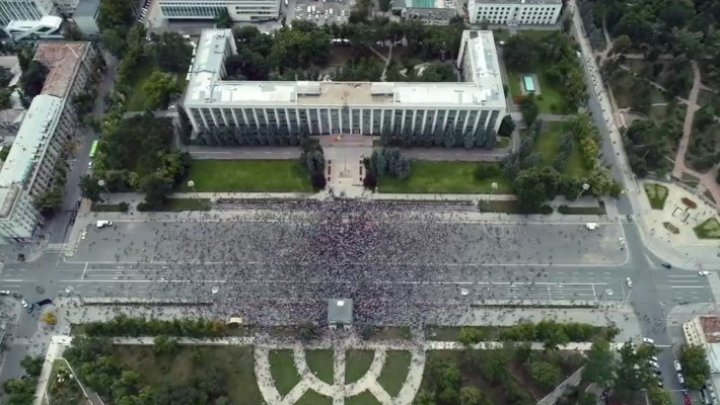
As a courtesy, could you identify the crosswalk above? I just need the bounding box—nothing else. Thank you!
[705,272,720,304]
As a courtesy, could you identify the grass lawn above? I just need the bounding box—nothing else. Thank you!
[346,390,382,405]
[91,202,128,212]
[269,349,301,396]
[379,161,511,194]
[111,345,262,404]
[305,350,334,384]
[533,122,586,177]
[368,326,413,340]
[137,198,212,212]
[345,350,375,384]
[694,217,720,239]
[295,389,333,405]
[644,183,669,210]
[497,136,511,149]
[180,160,313,192]
[48,360,87,405]
[124,56,158,112]
[377,350,411,397]
[478,200,553,214]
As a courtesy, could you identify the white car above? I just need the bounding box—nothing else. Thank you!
[699,271,710,276]
[626,277,633,288]
[674,360,682,372]
[20,299,28,308]
[642,337,655,345]
[0,290,10,295]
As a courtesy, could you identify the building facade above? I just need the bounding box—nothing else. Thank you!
[5,14,62,40]
[71,0,99,36]
[0,41,94,243]
[468,0,562,25]
[0,0,55,26]
[183,29,506,139]
[158,0,280,22]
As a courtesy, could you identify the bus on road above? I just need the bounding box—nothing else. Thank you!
[89,140,98,158]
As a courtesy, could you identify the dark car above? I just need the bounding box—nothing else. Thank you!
[35,298,53,307]
[661,262,672,269]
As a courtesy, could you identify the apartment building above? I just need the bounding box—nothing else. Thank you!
[158,0,281,22]
[468,0,562,25]
[0,41,94,242]
[182,29,506,138]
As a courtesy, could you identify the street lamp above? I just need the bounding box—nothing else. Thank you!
[490,182,498,195]
[211,286,219,294]
[187,180,195,192]
[97,179,109,200]
[577,183,590,199]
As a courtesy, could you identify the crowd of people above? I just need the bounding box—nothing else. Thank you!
[78,199,623,329]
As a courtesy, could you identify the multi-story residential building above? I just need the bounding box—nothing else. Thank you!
[5,14,63,40]
[158,0,280,22]
[182,29,506,139]
[468,0,562,25]
[0,95,62,241]
[0,0,55,26]
[0,41,94,243]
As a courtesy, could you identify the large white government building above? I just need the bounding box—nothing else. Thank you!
[468,0,562,25]
[183,29,507,138]
[158,0,280,22]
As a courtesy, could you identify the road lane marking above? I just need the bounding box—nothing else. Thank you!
[669,286,705,289]
[81,262,88,281]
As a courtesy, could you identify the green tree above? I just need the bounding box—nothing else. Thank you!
[497,115,515,138]
[520,95,539,127]
[34,189,62,215]
[101,29,127,56]
[140,172,173,206]
[153,335,180,355]
[680,345,711,390]
[0,87,11,109]
[529,360,561,390]
[152,32,194,74]
[582,338,615,388]
[648,386,672,405]
[214,9,233,28]
[142,71,181,110]
[20,61,48,99]
[460,386,491,405]
[417,62,456,82]
[612,34,633,53]
[20,356,44,377]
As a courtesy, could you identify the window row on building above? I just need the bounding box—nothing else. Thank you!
[468,1,562,25]
[158,0,280,21]
[187,106,502,136]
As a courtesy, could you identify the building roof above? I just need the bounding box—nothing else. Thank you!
[328,299,353,324]
[0,95,62,218]
[74,0,101,16]
[701,316,720,343]
[33,41,90,98]
[185,29,505,109]
[472,0,561,4]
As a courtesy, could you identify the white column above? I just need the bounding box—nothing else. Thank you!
[471,109,482,134]
[305,108,311,133]
[400,109,406,133]
[481,111,491,133]
[370,109,374,134]
[199,109,209,129]
[390,109,396,131]
[230,108,239,126]
[241,108,249,126]
[317,109,323,134]
[284,108,292,129]
[220,108,229,126]
[411,110,418,133]
[462,110,471,134]
[252,109,261,129]
[421,110,428,134]
[210,108,219,127]
[327,108,333,133]
[263,109,270,126]
[432,110,439,133]
[187,108,200,131]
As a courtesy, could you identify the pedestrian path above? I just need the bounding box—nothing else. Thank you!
[705,272,720,304]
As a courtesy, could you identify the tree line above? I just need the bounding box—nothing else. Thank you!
[224,19,465,82]
[501,114,621,211]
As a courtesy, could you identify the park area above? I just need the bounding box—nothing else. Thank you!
[379,161,511,194]
[532,122,586,178]
[180,160,313,192]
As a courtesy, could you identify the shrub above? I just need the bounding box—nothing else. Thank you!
[681,197,697,209]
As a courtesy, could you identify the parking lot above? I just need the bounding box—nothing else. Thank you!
[289,0,354,25]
